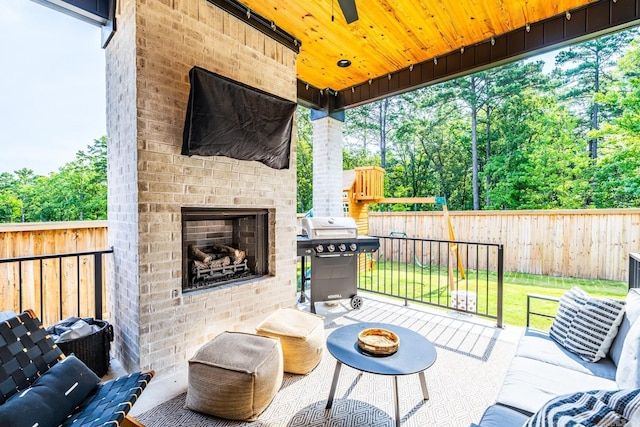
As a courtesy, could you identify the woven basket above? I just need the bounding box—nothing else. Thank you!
[57,319,113,377]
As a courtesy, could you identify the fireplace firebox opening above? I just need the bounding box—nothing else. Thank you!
[181,207,270,293]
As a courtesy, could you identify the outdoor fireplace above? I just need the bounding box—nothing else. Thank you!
[181,207,269,292]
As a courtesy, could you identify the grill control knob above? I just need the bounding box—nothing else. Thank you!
[315,245,324,253]
[327,244,336,252]
[350,243,358,251]
[338,244,347,252]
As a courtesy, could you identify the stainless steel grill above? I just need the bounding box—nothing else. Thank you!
[297,217,380,313]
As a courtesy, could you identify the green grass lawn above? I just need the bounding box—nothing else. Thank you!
[353,261,628,329]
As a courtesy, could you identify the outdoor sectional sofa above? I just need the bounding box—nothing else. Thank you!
[473,287,640,426]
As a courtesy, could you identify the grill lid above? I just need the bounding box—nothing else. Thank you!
[301,217,358,240]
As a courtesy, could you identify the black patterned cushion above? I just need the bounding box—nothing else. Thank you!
[564,296,626,362]
[0,355,99,427]
[550,286,590,344]
[524,389,640,427]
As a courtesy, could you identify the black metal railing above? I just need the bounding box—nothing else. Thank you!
[630,253,640,289]
[357,235,504,327]
[0,248,113,321]
[526,294,560,328]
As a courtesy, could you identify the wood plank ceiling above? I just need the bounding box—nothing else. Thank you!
[243,0,596,90]
[237,0,640,111]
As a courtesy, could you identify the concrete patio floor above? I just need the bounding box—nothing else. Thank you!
[118,292,523,423]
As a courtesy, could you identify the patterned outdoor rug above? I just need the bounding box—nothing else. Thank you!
[136,298,521,427]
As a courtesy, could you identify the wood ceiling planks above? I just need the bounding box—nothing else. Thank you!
[241,0,598,90]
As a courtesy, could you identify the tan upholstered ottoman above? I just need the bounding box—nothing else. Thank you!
[256,308,324,375]
[185,331,283,421]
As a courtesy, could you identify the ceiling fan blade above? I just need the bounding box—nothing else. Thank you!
[337,0,359,24]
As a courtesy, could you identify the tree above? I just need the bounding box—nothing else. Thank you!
[484,91,591,209]
[296,107,314,213]
[445,61,547,209]
[0,137,108,223]
[14,169,36,222]
[0,172,21,222]
[555,28,638,159]
[386,86,473,210]
[344,97,403,169]
[591,40,640,207]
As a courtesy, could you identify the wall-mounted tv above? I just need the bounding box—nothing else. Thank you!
[182,66,296,170]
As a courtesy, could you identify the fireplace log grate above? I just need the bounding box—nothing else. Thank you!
[189,259,251,288]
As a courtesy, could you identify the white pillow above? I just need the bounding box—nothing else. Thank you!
[616,319,640,389]
[564,296,626,362]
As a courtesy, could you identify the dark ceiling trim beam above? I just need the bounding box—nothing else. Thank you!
[100,0,116,49]
[30,0,110,25]
[206,0,301,53]
[31,0,117,48]
[330,0,640,112]
[297,81,328,111]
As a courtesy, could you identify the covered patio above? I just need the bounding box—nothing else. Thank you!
[28,0,637,380]
[17,0,640,425]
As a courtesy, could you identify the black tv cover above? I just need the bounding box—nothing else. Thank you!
[182,66,296,170]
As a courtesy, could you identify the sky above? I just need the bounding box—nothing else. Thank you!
[0,0,106,176]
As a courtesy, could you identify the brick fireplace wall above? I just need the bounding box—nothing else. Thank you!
[106,0,298,376]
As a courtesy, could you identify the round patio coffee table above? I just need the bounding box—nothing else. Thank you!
[325,322,437,426]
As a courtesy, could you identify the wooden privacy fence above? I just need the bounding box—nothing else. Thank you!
[2,210,638,323]
[0,221,110,326]
[369,209,640,283]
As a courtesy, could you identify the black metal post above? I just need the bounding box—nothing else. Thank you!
[630,253,640,289]
[39,260,44,320]
[94,253,103,319]
[497,245,504,328]
[298,256,308,303]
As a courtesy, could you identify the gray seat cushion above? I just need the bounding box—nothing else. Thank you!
[516,328,617,380]
[495,356,617,414]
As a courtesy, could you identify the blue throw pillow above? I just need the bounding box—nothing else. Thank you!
[0,355,100,427]
[524,389,640,427]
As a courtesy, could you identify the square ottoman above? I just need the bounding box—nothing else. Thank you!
[186,331,283,421]
[256,308,324,375]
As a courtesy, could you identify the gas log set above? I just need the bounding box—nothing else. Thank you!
[188,244,251,287]
[181,207,270,293]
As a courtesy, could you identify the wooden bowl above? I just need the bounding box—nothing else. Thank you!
[357,328,399,356]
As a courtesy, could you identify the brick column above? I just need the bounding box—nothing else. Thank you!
[311,111,344,217]
[105,0,140,374]
[104,0,298,377]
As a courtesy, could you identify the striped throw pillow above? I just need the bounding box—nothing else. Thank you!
[550,286,590,345]
[524,389,640,427]
[564,296,626,362]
